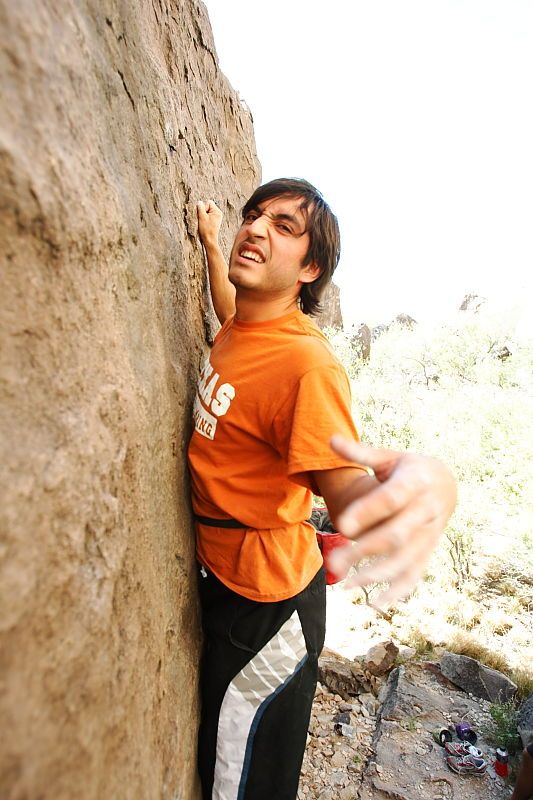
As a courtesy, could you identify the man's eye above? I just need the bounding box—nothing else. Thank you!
[244,212,258,223]
[277,223,292,233]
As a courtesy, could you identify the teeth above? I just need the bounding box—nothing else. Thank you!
[240,249,264,263]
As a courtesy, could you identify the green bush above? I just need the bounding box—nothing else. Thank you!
[485,702,522,754]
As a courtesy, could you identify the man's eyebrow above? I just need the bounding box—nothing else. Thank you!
[244,204,307,232]
[267,211,306,231]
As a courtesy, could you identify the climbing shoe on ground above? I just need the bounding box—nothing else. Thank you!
[446,754,488,776]
[444,741,484,759]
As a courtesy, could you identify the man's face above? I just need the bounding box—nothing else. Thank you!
[228,195,320,297]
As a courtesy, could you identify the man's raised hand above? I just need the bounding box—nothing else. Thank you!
[328,434,457,608]
[196,200,236,325]
[197,200,223,250]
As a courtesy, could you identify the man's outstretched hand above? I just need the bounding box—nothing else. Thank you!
[326,434,457,608]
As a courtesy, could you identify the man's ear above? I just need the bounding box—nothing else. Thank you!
[299,262,321,284]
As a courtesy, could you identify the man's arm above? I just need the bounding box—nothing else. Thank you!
[313,435,457,608]
[197,201,236,325]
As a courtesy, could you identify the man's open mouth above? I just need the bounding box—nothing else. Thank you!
[238,246,265,263]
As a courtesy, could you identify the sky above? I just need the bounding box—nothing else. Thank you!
[202,1,532,329]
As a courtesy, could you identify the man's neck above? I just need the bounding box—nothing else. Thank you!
[234,292,300,322]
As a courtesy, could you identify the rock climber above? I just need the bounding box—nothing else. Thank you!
[188,177,457,799]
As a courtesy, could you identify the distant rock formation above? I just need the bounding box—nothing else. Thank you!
[395,313,417,328]
[371,313,418,341]
[0,1,259,797]
[371,323,389,341]
[460,293,486,313]
[315,282,344,329]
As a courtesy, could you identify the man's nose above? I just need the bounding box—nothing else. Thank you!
[246,215,267,236]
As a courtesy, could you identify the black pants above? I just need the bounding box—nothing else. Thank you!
[197,566,326,800]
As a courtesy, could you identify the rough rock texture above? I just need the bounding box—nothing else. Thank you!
[518,693,533,748]
[318,648,385,701]
[364,641,399,677]
[440,652,517,704]
[0,2,259,798]
[318,648,365,700]
[315,282,343,330]
[359,662,511,800]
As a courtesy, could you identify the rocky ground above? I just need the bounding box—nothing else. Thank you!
[298,662,511,800]
[299,646,517,800]
[299,682,376,800]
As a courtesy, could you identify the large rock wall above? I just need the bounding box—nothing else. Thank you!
[0,2,259,798]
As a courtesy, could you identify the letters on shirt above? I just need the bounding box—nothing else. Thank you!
[193,356,236,440]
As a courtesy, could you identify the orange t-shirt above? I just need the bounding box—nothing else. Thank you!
[187,309,363,601]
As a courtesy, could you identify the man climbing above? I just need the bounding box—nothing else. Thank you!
[188,178,457,799]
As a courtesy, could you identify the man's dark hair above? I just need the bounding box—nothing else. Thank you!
[241,178,341,315]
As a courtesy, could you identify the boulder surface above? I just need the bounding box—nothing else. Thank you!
[440,652,517,704]
[364,640,399,676]
[0,1,259,797]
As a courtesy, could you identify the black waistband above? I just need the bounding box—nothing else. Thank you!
[194,515,247,529]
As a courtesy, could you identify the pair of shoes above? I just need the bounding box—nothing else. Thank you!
[446,754,488,776]
[444,741,484,759]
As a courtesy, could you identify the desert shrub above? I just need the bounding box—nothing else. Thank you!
[327,310,532,675]
[444,597,482,630]
[512,668,533,701]
[445,522,473,589]
[330,313,532,572]
[403,627,435,657]
[484,702,522,754]
[482,608,514,636]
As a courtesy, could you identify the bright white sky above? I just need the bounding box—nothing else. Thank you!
[203,1,532,329]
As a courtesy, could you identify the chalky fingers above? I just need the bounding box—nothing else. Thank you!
[338,504,429,560]
[335,479,420,538]
[346,525,435,588]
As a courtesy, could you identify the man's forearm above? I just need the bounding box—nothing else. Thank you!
[204,242,236,325]
[196,200,236,325]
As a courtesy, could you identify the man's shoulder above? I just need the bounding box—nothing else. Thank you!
[291,314,338,363]
[285,312,342,370]
[213,310,345,377]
